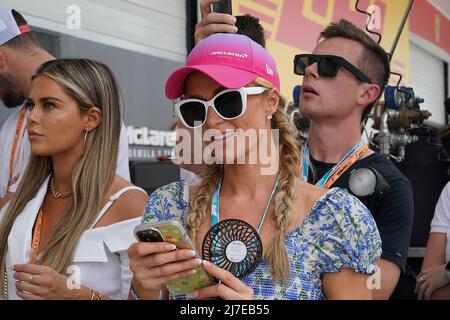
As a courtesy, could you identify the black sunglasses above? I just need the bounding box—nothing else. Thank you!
[293,54,372,84]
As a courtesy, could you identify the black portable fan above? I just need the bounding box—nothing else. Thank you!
[202,219,263,279]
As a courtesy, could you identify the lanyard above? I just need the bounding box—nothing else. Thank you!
[211,175,280,232]
[301,139,369,189]
[30,208,43,264]
[9,107,27,185]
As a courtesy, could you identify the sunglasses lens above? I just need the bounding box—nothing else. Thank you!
[179,101,206,127]
[318,57,339,77]
[294,56,310,75]
[214,91,243,119]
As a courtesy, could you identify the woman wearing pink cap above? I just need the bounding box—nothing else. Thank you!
[128,33,381,300]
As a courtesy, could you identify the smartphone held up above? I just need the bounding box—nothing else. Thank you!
[134,220,215,295]
[211,0,233,15]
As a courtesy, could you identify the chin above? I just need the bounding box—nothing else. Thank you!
[29,145,53,157]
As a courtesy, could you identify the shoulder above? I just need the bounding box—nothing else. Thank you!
[299,186,382,274]
[96,176,149,227]
[439,182,450,201]
[301,183,380,242]
[433,182,450,223]
[294,181,379,237]
[296,181,369,219]
[358,153,413,216]
[294,181,328,214]
[360,153,412,189]
[356,152,413,212]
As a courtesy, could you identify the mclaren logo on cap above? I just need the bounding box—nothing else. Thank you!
[210,51,248,59]
[265,64,274,76]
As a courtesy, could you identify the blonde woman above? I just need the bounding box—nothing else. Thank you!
[128,34,381,300]
[0,59,148,300]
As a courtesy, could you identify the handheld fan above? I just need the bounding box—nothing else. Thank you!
[202,219,263,279]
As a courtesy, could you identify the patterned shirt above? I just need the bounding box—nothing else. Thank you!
[142,181,382,300]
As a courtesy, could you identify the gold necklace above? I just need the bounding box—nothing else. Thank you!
[49,177,72,199]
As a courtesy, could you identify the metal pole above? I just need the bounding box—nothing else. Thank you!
[389,0,415,60]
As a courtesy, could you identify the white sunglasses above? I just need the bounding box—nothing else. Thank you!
[174,86,267,129]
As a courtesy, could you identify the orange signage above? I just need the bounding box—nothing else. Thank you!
[410,0,450,55]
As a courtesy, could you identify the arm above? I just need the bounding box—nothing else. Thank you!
[372,259,401,300]
[369,174,414,299]
[416,233,448,300]
[428,284,450,299]
[422,233,446,270]
[323,268,372,300]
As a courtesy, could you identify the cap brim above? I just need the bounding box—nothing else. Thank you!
[165,65,258,100]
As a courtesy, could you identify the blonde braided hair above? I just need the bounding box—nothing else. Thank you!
[186,77,301,282]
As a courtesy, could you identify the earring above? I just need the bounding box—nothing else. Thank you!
[83,130,88,149]
[267,114,273,120]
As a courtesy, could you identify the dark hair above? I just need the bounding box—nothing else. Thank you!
[3,9,40,49]
[320,19,390,121]
[235,14,266,48]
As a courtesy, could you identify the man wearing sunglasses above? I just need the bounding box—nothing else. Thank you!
[295,19,413,300]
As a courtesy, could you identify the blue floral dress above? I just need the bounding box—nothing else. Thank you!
[142,181,381,300]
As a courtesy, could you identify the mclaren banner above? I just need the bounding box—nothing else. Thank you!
[232,0,411,100]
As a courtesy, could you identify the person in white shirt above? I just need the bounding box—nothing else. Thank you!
[416,181,450,300]
[0,58,148,300]
[0,8,130,209]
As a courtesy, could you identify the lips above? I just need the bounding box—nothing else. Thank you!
[27,129,43,138]
[302,84,319,96]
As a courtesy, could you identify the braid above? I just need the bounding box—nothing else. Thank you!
[264,105,301,282]
[186,165,223,243]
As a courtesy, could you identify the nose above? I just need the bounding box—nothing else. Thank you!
[205,104,224,128]
[27,104,40,125]
[304,62,319,80]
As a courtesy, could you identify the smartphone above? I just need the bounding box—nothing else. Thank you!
[211,0,233,15]
[134,220,214,295]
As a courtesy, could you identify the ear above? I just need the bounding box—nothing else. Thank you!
[264,88,280,116]
[83,106,102,132]
[357,83,381,107]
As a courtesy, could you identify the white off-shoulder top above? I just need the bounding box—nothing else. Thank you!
[3,176,146,300]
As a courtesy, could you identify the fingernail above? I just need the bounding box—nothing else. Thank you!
[165,244,177,251]
[194,258,202,266]
[185,250,196,258]
[190,291,198,299]
[190,269,197,274]
[202,260,211,267]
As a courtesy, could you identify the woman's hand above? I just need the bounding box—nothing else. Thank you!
[128,241,203,299]
[416,264,449,300]
[13,264,82,300]
[192,260,254,300]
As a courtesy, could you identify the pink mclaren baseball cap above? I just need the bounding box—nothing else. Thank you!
[0,8,31,46]
[165,33,280,100]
